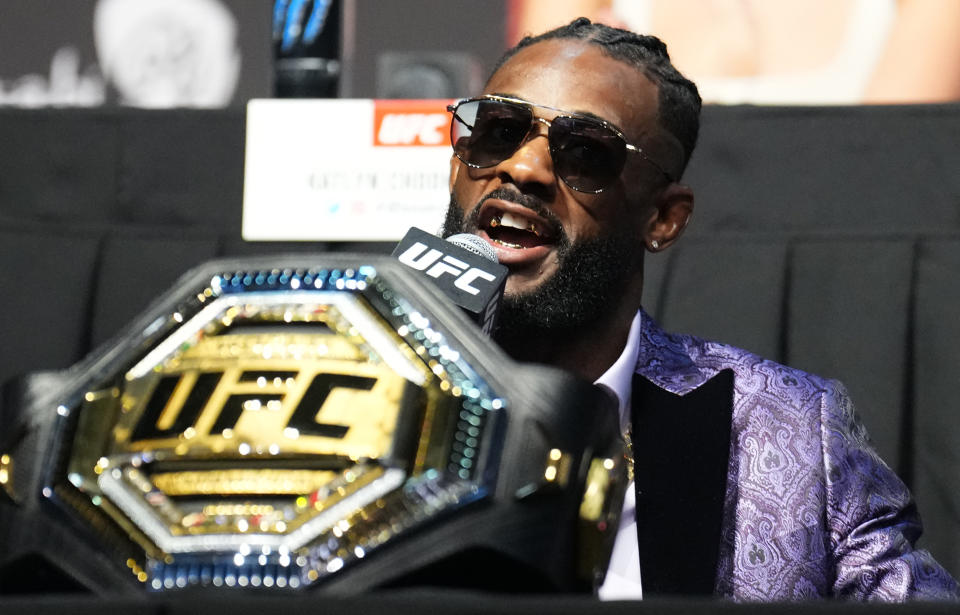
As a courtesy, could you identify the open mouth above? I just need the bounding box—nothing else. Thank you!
[481,211,555,250]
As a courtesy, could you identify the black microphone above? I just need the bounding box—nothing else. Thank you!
[392,227,507,335]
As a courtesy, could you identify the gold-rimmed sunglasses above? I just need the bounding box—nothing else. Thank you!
[447,95,672,193]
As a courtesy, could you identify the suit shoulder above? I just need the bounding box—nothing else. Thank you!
[681,333,840,409]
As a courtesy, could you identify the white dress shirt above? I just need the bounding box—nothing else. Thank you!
[593,310,644,600]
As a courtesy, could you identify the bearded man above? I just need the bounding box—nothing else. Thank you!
[441,18,958,601]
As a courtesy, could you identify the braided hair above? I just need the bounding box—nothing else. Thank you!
[492,17,702,177]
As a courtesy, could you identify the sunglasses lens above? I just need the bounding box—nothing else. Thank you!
[549,117,627,193]
[451,100,533,168]
[449,99,630,192]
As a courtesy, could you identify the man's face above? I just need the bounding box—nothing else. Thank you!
[443,39,669,332]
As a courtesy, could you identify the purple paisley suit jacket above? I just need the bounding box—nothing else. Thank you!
[628,311,959,601]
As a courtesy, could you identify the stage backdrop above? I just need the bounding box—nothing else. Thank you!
[1,103,960,581]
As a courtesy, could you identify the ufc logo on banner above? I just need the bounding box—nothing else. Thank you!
[373,100,452,147]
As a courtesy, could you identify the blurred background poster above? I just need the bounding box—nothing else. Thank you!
[3,0,959,109]
[507,0,960,105]
[0,0,502,108]
[0,0,271,108]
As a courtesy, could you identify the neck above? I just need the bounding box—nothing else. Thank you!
[495,299,639,382]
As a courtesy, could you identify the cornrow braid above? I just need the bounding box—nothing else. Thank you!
[491,17,702,177]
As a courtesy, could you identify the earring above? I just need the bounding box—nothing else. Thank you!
[650,240,660,250]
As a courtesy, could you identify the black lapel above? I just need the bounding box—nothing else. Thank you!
[630,368,734,596]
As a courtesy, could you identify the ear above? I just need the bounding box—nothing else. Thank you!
[448,154,462,193]
[643,183,693,252]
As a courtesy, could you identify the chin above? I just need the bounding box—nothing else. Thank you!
[504,271,551,298]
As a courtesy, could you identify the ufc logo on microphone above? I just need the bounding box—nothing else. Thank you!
[397,242,496,295]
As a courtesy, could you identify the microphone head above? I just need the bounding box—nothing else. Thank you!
[446,233,498,263]
[393,227,508,335]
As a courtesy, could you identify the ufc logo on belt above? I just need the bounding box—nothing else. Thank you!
[118,360,405,462]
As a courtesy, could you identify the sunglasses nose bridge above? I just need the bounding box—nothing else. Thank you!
[512,114,551,150]
[492,117,556,188]
[530,115,552,134]
[517,114,557,151]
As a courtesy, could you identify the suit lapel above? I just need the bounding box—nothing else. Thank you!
[630,368,734,596]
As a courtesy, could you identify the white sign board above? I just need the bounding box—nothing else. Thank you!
[243,99,454,241]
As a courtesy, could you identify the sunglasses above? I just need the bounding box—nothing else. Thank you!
[447,95,672,193]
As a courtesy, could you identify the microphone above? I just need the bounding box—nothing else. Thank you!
[392,227,507,335]
[447,232,498,262]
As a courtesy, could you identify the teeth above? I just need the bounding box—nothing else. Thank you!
[492,213,541,236]
[500,212,527,230]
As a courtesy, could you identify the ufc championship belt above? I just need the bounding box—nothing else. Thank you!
[0,255,624,595]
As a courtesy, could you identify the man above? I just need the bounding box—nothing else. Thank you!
[441,18,958,601]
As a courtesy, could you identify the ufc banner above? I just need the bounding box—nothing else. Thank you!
[0,254,624,595]
[243,100,454,242]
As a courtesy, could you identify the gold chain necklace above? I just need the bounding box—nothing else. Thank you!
[623,426,634,482]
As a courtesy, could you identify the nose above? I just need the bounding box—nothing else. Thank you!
[493,122,556,195]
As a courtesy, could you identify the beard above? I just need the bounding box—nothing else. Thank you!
[441,192,641,353]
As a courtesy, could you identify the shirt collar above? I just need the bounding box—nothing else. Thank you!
[594,310,644,435]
